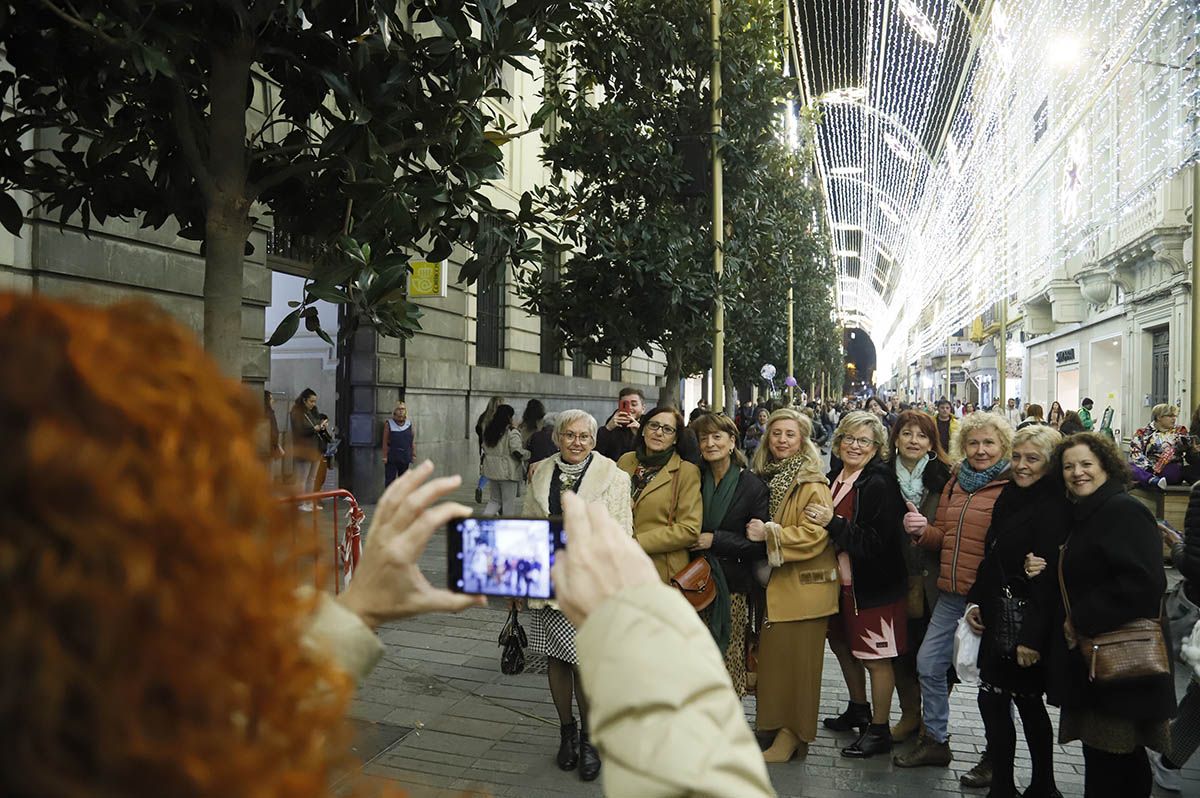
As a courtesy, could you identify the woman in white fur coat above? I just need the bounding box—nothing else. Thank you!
[522,409,632,784]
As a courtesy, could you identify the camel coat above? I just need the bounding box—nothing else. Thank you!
[617,451,703,583]
[763,472,839,623]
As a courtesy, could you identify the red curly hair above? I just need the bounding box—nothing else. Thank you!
[0,295,369,797]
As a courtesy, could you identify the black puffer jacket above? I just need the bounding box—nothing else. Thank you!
[966,476,1069,693]
[826,457,909,609]
[1045,479,1176,722]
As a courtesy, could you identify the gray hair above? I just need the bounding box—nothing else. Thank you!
[1011,424,1062,462]
[832,411,888,460]
[553,409,598,445]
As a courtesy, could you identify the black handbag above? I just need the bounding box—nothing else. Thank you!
[990,557,1027,660]
[498,605,528,675]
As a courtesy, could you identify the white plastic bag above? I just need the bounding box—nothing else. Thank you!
[1182,619,1200,681]
[954,614,982,686]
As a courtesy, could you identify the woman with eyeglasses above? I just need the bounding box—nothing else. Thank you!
[816,411,909,759]
[688,411,771,695]
[523,409,632,783]
[1129,403,1190,490]
[617,406,702,584]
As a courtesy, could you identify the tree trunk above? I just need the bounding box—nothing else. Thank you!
[202,40,255,377]
[658,342,682,409]
[723,372,735,415]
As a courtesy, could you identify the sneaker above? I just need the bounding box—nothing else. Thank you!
[1147,749,1182,792]
[298,502,314,512]
[960,750,993,787]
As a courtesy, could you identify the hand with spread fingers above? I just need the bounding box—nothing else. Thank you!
[338,461,486,629]
[552,492,660,628]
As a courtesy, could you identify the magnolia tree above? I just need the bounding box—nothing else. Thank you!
[515,0,837,407]
[0,1,579,374]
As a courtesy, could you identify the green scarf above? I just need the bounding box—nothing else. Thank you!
[634,441,675,468]
[701,461,741,533]
[759,453,810,517]
[699,552,732,652]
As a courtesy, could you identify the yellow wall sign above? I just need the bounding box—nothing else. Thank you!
[408,260,447,298]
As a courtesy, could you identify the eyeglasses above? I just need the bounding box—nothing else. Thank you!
[842,435,876,449]
[561,432,593,444]
[645,421,677,435]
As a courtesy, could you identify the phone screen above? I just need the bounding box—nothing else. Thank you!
[447,516,564,599]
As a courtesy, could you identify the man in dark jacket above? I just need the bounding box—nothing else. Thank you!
[595,387,644,461]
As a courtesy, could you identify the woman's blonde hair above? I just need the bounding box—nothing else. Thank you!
[1152,403,1180,424]
[1011,424,1062,463]
[832,411,888,461]
[751,408,823,476]
[956,412,1014,460]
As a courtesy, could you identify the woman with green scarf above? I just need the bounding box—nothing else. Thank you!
[617,406,702,584]
[688,412,770,696]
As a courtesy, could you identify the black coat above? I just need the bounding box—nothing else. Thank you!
[702,466,770,594]
[1045,479,1176,722]
[966,476,1069,693]
[595,422,638,462]
[1181,482,1200,601]
[826,457,909,609]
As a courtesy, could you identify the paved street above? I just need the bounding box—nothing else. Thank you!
[333,487,1200,797]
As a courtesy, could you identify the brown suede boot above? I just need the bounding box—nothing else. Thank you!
[762,728,802,763]
[890,669,922,742]
[893,734,953,768]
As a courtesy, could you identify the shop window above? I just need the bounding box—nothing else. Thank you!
[1150,328,1170,406]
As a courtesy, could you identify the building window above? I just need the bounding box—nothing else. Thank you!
[572,350,589,378]
[476,267,505,369]
[610,356,622,383]
[539,244,562,375]
[1150,327,1170,406]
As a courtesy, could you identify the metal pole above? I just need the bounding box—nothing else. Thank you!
[787,283,794,404]
[998,298,1007,410]
[1192,163,1200,408]
[946,334,953,401]
[710,0,725,412]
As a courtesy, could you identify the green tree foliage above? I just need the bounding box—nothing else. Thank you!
[0,1,578,374]
[516,0,837,406]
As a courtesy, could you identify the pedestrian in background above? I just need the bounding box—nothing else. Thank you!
[481,404,528,515]
[1129,403,1189,489]
[1005,398,1022,427]
[748,408,838,763]
[744,406,769,459]
[886,410,953,744]
[819,411,909,759]
[1059,410,1085,436]
[519,398,546,445]
[963,425,1067,798]
[1046,401,1065,430]
[382,400,415,487]
[1019,403,1045,429]
[895,413,1013,775]
[289,387,328,511]
[474,395,504,502]
[932,398,959,459]
[526,412,558,475]
[522,409,631,784]
[1078,397,1096,431]
[617,406,702,584]
[689,412,770,695]
[1047,433,1175,798]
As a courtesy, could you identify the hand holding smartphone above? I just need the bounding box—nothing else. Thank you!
[448,516,565,599]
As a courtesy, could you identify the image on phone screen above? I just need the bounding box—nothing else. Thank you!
[448,517,564,599]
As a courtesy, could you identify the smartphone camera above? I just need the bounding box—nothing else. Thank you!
[447,516,564,599]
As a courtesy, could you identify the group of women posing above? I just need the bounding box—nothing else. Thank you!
[517,401,1177,797]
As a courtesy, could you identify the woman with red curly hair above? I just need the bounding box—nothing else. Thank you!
[0,294,481,798]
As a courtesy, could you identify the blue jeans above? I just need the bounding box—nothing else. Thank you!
[917,590,967,743]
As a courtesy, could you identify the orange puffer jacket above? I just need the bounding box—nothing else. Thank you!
[917,469,1011,596]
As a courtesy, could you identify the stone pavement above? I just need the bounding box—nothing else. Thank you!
[333,485,1200,797]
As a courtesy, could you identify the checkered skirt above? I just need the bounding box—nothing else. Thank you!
[526,606,578,664]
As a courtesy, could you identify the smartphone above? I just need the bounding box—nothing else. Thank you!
[618,396,636,417]
[447,516,565,599]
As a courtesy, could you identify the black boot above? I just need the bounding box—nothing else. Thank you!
[841,723,893,758]
[823,701,871,733]
[579,729,601,781]
[556,720,579,770]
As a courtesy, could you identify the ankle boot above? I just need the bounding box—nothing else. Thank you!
[960,748,993,787]
[822,701,871,733]
[578,729,601,781]
[762,728,802,763]
[893,733,953,768]
[841,723,893,758]
[891,671,922,742]
[556,720,579,770]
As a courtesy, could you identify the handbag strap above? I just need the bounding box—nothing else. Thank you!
[1057,539,1075,627]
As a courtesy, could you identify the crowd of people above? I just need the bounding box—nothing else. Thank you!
[9,290,1200,798]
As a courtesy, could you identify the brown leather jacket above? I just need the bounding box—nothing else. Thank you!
[917,468,1011,596]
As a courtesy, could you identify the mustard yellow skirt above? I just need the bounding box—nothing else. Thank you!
[755,615,829,742]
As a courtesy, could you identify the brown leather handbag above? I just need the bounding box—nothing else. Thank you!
[671,557,717,611]
[1058,543,1169,684]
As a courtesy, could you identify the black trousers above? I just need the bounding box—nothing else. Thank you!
[1081,744,1152,798]
[977,684,1056,798]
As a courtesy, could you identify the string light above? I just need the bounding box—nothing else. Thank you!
[790,0,1200,383]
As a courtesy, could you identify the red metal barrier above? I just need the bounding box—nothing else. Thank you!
[284,489,364,594]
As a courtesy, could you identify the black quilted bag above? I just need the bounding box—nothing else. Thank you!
[498,606,528,675]
[992,583,1028,660]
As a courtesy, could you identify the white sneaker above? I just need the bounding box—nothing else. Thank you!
[298,502,314,512]
[1147,749,1182,792]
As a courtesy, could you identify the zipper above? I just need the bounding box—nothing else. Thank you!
[849,487,861,615]
[950,478,973,592]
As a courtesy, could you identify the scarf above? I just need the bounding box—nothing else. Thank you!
[759,453,809,517]
[548,454,592,516]
[957,458,1010,493]
[634,441,675,469]
[701,461,741,533]
[895,455,930,506]
[699,552,732,652]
